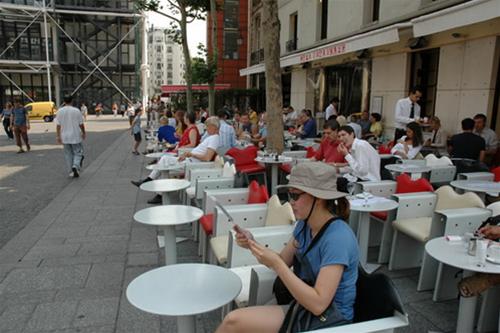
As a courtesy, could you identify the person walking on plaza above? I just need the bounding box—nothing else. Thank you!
[11,99,30,153]
[112,102,118,117]
[56,95,85,178]
[394,87,422,142]
[80,102,88,122]
[130,106,143,155]
[95,102,103,117]
[1,102,14,140]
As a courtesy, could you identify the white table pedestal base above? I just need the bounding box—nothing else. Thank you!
[357,211,381,274]
[270,164,278,196]
[162,193,171,205]
[177,315,196,333]
[163,226,177,265]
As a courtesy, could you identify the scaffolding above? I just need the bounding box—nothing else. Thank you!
[0,0,149,111]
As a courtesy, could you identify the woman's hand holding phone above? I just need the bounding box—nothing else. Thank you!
[233,224,254,249]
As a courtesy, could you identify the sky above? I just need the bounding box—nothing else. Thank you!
[147,1,207,55]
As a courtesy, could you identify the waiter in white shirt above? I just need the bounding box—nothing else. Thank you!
[394,87,422,141]
[324,97,339,121]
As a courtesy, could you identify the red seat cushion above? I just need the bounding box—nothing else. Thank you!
[238,163,266,174]
[492,167,500,182]
[247,180,268,204]
[279,164,292,174]
[395,173,434,193]
[370,211,388,221]
[226,146,259,167]
[199,214,214,235]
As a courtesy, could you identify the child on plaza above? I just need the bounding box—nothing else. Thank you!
[130,107,142,155]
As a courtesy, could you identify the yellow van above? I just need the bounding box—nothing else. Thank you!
[25,101,57,122]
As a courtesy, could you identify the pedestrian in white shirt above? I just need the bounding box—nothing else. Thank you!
[337,126,380,181]
[394,87,422,141]
[80,102,88,122]
[324,97,339,121]
[56,95,86,178]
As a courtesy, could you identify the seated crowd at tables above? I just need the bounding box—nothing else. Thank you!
[129,103,500,332]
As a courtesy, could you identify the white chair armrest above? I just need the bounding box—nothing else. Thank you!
[358,181,397,198]
[203,188,249,214]
[195,177,234,201]
[457,172,494,181]
[189,168,223,181]
[392,192,436,220]
[435,207,492,236]
[249,265,277,306]
[282,151,307,158]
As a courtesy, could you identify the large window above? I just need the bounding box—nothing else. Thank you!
[320,0,328,40]
[287,12,298,52]
[325,63,364,115]
[409,48,439,117]
[223,0,240,59]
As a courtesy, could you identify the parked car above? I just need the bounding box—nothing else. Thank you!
[25,101,57,122]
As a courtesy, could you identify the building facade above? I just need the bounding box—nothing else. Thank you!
[0,0,143,111]
[243,0,500,135]
[207,0,248,89]
[147,27,185,98]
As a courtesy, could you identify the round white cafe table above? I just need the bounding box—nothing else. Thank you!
[140,179,190,205]
[385,163,431,179]
[134,205,203,265]
[349,196,399,273]
[451,180,500,200]
[255,156,293,195]
[426,237,500,333]
[127,263,242,333]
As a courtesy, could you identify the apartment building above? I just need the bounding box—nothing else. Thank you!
[147,27,185,98]
[207,0,248,89]
[0,0,143,110]
[243,0,500,135]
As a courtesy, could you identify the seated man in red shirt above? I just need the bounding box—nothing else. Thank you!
[312,119,347,168]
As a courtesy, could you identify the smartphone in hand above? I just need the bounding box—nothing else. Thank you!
[233,224,254,241]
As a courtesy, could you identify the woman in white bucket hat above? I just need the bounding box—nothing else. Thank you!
[216,162,359,333]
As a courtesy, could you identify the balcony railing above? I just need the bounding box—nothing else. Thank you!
[250,48,264,66]
[286,39,297,52]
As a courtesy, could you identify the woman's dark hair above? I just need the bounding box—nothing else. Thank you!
[338,125,355,135]
[166,110,173,118]
[370,113,381,122]
[185,111,196,125]
[406,121,423,147]
[326,197,350,221]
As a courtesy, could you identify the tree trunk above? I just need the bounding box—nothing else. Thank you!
[262,0,283,153]
[208,0,218,116]
[180,5,193,113]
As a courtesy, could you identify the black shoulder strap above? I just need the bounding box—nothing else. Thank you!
[303,217,336,256]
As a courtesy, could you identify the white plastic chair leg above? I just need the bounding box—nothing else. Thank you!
[432,263,462,302]
[378,220,394,264]
[417,251,440,291]
[388,231,423,271]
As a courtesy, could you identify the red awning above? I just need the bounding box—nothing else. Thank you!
[160,84,231,93]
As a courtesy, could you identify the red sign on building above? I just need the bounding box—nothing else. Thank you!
[299,43,347,63]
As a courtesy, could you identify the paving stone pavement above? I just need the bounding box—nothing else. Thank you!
[0,121,464,332]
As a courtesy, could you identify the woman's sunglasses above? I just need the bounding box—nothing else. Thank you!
[288,191,306,202]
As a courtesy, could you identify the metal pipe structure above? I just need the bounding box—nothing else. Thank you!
[0,1,142,109]
[140,13,149,113]
[42,0,52,102]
